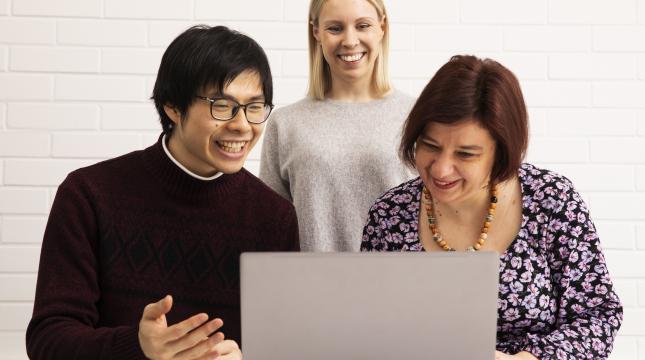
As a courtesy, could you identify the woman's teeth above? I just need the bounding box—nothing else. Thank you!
[339,53,364,62]
[217,141,246,153]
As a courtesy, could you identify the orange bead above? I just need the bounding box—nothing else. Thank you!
[439,240,447,247]
[442,245,450,251]
[478,238,485,245]
[474,243,482,250]
[488,209,495,215]
[491,203,497,209]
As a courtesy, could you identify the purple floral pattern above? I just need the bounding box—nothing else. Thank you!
[361,163,622,359]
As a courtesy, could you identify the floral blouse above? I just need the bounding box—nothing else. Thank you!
[361,163,623,359]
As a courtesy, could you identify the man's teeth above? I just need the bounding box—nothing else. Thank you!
[217,141,246,152]
[340,53,364,62]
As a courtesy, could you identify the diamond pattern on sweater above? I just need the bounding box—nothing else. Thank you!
[215,244,239,289]
[126,233,153,272]
[186,243,215,282]
[158,240,182,277]
[100,226,122,266]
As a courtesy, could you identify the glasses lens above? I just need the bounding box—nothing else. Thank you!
[211,99,235,120]
[246,103,271,124]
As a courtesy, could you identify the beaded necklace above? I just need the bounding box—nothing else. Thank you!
[422,184,499,251]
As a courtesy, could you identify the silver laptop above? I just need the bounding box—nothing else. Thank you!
[241,252,499,360]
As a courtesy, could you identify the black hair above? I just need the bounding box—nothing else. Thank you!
[152,25,273,133]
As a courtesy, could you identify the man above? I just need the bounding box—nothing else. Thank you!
[26,25,299,359]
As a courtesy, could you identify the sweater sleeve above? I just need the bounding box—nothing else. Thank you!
[521,183,623,359]
[283,205,300,252]
[26,173,146,360]
[259,113,292,202]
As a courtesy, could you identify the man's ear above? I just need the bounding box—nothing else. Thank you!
[163,104,181,126]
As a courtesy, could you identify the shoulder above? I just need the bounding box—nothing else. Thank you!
[64,149,144,188]
[368,177,422,214]
[369,89,416,120]
[271,97,319,119]
[385,89,415,108]
[519,162,583,213]
[388,89,415,102]
[239,168,296,212]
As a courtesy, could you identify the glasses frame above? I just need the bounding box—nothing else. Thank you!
[194,95,274,124]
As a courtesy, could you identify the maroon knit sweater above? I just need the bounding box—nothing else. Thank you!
[26,136,300,359]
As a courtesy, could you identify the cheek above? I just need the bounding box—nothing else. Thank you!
[414,153,430,173]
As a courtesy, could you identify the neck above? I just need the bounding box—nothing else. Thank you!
[435,186,491,223]
[327,76,381,102]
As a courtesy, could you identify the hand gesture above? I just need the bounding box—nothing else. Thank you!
[138,295,241,360]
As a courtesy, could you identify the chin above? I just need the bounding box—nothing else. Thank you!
[215,160,247,174]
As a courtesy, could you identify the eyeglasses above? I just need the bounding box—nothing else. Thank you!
[195,96,274,124]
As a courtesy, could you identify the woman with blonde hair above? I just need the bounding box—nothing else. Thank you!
[260,0,414,251]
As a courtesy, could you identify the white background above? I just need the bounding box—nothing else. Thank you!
[0,0,644,359]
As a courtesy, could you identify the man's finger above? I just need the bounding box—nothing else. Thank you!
[163,312,210,343]
[211,340,240,359]
[142,295,173,321]
[168,319,223,356]
[173,330,225,360]
[193,340,240,360]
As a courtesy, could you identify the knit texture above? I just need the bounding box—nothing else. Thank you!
[260,90,416,251]
[26,135,299,359]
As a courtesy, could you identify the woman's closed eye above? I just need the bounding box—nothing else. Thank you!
[456,151,478,159]
[422,142,440,151]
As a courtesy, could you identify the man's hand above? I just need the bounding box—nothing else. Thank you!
[138,295,238,360]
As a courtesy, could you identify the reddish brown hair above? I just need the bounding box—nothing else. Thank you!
[400,55,528,184]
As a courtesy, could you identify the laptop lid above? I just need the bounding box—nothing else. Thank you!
[241,252,498,360]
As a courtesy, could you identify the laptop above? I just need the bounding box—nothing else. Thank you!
[240,252,499,360]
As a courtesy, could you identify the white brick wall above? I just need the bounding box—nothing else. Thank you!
[1,216,48,244]
[10,46,100,73]
[0,19,56,45]
[0,74,52,101]
[8,103,99,130]
[101,48,163,74]
[0,46,7,71]
[548,0,638,24]
[58,20,147,47]
[1,1,644,359]
[105,0,192,20]
[0,0,8,15]
[13,0,101,18]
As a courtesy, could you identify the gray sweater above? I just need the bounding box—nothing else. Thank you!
[259,90,416,251]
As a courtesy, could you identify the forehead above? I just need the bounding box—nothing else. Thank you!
[208,70,264,100]
[423,119,494,144]
[318,0,380,21]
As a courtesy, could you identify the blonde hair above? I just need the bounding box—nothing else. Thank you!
[307,0,391,100]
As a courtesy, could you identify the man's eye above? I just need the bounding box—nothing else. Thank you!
[247,104,264,112]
